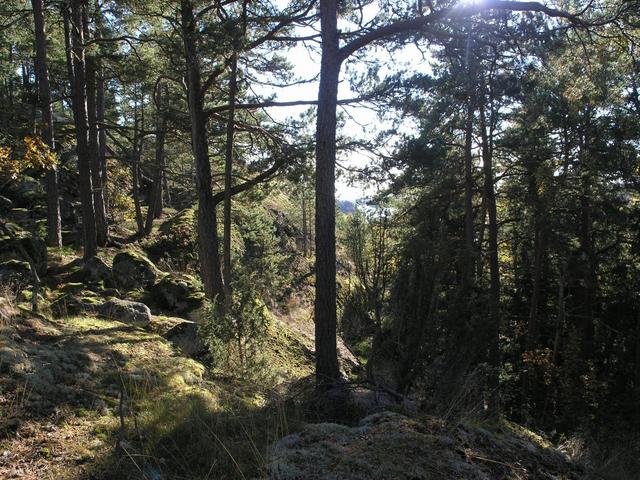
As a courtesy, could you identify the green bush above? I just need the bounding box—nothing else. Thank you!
[200,275,271,374]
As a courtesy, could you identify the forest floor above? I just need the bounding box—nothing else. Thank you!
[0,309,593,480]
[0,301,359,479]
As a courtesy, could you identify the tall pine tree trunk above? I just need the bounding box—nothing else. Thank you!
[463,96,475,293]
[95,7,108,219]
[314,0,341,386]
[85,53,107,246]
[181,0,224,302]
[480,103,500,416]
[70,0,97,259]
[145,83,166,235]
[222,52,238,304]
[31,0,62,248]
[132,98,145,235]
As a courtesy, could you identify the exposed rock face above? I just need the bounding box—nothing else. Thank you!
[4,175,45,207]
[148,315,204,357]
[82,256,112,283]
[51,286,102,317]
[99,298,152,327]
[0,225,48,276]
[151,274,203,314]
[145,208,197,269]
[112,251,157,291]
[0,259,31,282]
[267,412,586,480]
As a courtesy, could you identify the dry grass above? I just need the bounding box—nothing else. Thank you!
[0,281,21,326]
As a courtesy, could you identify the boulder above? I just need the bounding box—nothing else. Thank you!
[51,288,102,317]
[267,411,586,480]
[0,224,47,276]
[0,259,31,282]
[4,175,45,207]
[112,251,157,291]
[68,256,112,285]
[99,298,152,327]
[151,274,203,313]
[148,315,204,357]
[145,208,197,269]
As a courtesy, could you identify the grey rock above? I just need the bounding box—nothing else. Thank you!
[0,259,31,282]
[82,256,112,283]
[112,251,157,291]
[151,274,203,313]
[99,298,152,327]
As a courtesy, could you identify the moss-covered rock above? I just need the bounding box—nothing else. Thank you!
[150,273,203,314]
[98,298,152,327]
[0,226,48,277]
[148,315,204,357]
[145,208,197,269]
[112,251,157,291]
[67,256,112,285]
[268,412,587,480]
[0,259,31,282]
[3,175,45,207]
[51,288,102,317]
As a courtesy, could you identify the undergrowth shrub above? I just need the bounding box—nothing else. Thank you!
[200,274,271,377]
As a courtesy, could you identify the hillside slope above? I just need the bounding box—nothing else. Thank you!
[1,309,592,480]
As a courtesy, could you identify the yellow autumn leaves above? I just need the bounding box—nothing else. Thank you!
[0,136,57,178]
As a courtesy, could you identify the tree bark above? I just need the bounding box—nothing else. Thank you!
[480,103,501,416]
[96,13,108,216]
[181,0,224,302]
[31,0,62,248]
[578,113,597,358]
[222,52,238,304]
[463,96,475,292]
[302,186,308,257]
[85,5,108,246]
[86,53,108,246]
[314,0,341,386]
[132,97,145,235]
[145,83,166,235]
[70,0,97,259]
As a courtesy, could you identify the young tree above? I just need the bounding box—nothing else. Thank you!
[31,0,61,248]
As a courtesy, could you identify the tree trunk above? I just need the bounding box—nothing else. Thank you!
[314,0,341,387]
[132,98,145,235]
[95,14,108,218]
[70,0,97,259]
[522,185,547,418]
[181,0,224,302]
[31,0,62,248]
[302,186,308,257]
[222,52,238,304]
[553,265,566,366]
[463,96,474,292]
[480,103,501,416]
[85,53,108,246]
[578,114,597,358]
[163,167,171,208]
[145,83,166,235]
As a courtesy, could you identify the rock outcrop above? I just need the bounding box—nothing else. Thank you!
[267,411,586,480]
[150,273,203,314]
[99,298,152,327]
[112,251,157,291]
